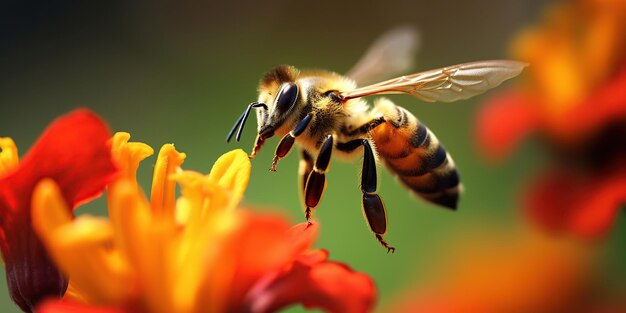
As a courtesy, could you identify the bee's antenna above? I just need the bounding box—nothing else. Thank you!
[226,102,268,143]
[226,109,246,142]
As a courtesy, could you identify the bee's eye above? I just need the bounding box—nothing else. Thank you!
[275,83,299,115]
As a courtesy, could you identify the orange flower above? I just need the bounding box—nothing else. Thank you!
[389,228,624,313]
[0,110,116,311]
[32,134,375,313]
[476,0,626,238]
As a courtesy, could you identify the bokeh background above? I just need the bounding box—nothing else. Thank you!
[1,0,625,312]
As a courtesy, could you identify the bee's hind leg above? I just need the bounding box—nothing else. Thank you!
[270,114,313,171]
[359,139,395,253]
[298,150,314,222]
[303,134,333,224]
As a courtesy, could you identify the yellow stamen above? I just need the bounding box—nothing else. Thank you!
[108,132,155,261]
[0,137,19,176]
[150,144,186,219]
[207,149,251,208]
[33,144,253,313]
[169,170,240,312]
[110,132,154,184]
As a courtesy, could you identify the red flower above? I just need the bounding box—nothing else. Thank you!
[0,110,116,311]
[388,228,624,313]
[36,222,375,313]
[478,65,626,159]
[476,0,626,238]
[29,141,375,313]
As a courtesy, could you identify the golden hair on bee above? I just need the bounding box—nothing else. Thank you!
[227,26,526,252]
[259,65,298,90]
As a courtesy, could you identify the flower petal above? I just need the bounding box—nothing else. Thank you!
[246,249,376,313]
[388,229,593,313]
[554,64,626,142]
[207,149,251,207]
[286,222,319,253]
[197,213,316,312]
[33,180,134,305]
[476,90,539,160]
[108,180,178,312]
[0,109,116,311]
[1,109,117,210]
[0,137,19,176]
[525,165,626,238]
[36,299,128,313]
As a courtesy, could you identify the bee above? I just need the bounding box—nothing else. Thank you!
[227,27,526,252]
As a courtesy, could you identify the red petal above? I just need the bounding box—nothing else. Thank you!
[246,249,376,313]
[0,109,116,213]
[525,165,626,238]
[476,90,539,160]
[558,65,626,140]
[0,109,116,311]
[286,222,319,253]
[36,299,127,313]
[212,213,318,312]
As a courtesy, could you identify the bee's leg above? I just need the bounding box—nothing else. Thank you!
[299,150,314,227]
[270,114,313,171]
[359,139,395,253]
[298,149,314,198]
[303,134,333,223]
[249,135,265,159]
[347,116,386,136]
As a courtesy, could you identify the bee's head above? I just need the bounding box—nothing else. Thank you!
[226,65,301,143]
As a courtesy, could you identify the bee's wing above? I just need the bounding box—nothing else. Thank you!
[345,26,420,86]
[341,60,527,103]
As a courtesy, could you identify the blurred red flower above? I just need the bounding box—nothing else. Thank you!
[0,110,116,311]
[389,228,626,313]
[476,0,626,238]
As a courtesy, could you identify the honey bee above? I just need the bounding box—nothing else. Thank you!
[227,27,526,252]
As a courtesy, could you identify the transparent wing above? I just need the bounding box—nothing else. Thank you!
[345,26,420,86]
[341,60,527,103]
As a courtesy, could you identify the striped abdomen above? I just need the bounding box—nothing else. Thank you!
[370,102,461,209]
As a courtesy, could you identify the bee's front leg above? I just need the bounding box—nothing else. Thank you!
[269,114,313,171]
[303,134,333,224]
[249,135,265,159]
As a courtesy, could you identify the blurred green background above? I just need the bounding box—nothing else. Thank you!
[1,0,625,312]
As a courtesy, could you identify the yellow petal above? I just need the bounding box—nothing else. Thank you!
[32,179,134,305]
[52,217,134,305]
[32,179,73,240]
[582,7,621,86]
[109,132,154,184]
[0,137,19,176]
[150,144,186,220]
[110,180,179,313]
[107,180,152,265]
[207,149,251,207]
